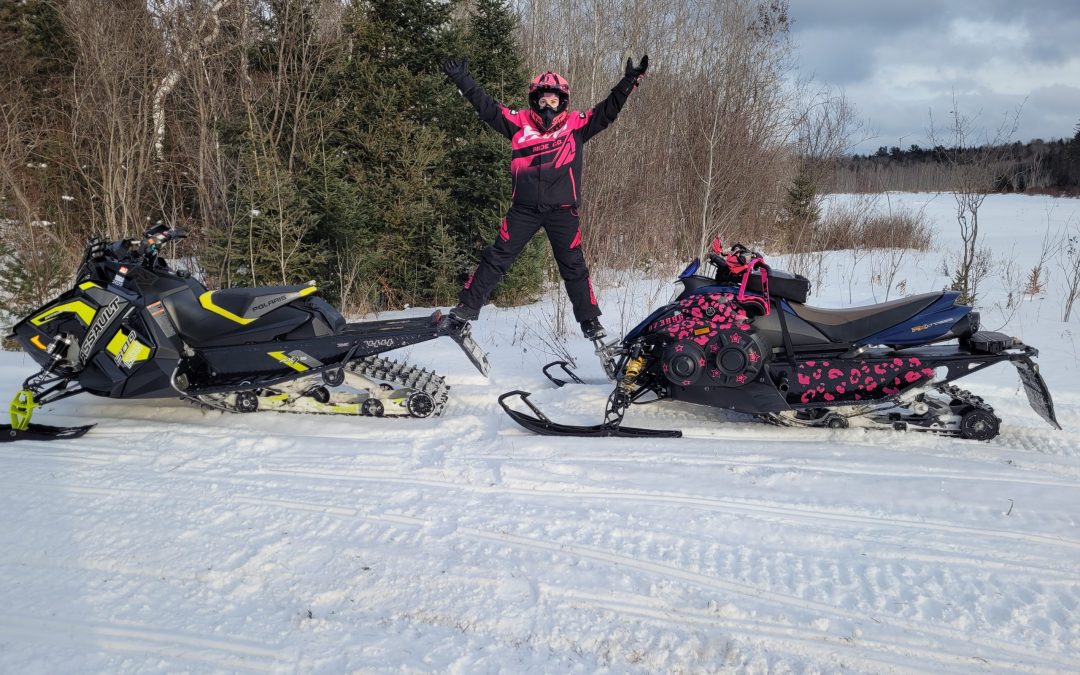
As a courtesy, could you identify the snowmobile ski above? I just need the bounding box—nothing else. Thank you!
[498,390,682,438]
[541,361,584,387]
[1,422,95,443]
[2,389,94,443]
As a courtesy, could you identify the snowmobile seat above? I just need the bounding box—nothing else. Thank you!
[199,285,318,325]
[789,292,942,344]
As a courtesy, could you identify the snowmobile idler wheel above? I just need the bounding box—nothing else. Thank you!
[361,398,384,417]
[406,391,436,418]
[308,386,331,404]
[234,391,259,413]
[959,408,1000,441]
[322,369,345,387]
[824,413,848,429]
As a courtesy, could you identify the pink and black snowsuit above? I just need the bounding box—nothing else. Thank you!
[449,70,640,322]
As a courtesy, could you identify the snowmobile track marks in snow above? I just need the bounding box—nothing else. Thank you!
[251,468,1080,553]
[0,615,287,672]
[459,526,1079,673]
[539,586,1067,674]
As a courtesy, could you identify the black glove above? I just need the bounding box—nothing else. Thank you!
[87,235,107,260]
[625,54,648,79]
[441,57,470,83]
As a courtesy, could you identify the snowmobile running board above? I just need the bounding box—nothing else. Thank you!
[498,390,682,438]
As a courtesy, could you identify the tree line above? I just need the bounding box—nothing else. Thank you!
[825,128,1080,195]
[1,0,824,324]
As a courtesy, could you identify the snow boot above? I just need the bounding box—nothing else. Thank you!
[449,303,480,324]
[580,318,606,340]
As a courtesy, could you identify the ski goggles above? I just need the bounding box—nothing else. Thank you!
[537,92,561,109]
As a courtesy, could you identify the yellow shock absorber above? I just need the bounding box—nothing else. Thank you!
[9,389,38,431]
[622,356,646,386]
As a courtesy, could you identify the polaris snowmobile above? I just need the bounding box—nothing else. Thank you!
[3,226,488,441]
[500,241,1060,441]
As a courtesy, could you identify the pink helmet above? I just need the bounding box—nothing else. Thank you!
[528,71,570,131]
[528,71,570,97]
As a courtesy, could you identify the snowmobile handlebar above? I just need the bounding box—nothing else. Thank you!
[143,223,186,246]
[707,249,768,274]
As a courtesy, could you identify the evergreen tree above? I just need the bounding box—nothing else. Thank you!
[0,0,75,107]
[778,167,820,246]
[314,0,462,308]
[206,142,328,288]
[0,0,76,324]
[205,1,336,291]
[309,0,544,310]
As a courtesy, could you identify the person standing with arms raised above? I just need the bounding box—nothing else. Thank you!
[441,54,648,340]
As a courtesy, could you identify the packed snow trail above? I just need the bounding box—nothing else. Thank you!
[2,193,1080,673]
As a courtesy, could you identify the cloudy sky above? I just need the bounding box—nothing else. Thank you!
[788,1,1080,154]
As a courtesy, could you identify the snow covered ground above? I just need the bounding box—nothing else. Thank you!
[2,193,1079,673]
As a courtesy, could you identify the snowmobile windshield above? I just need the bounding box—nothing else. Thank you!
[678,259,700,279]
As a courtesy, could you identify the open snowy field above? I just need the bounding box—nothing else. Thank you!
[2,193,1079,673]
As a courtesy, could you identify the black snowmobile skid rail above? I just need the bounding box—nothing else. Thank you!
[498,390,682,438]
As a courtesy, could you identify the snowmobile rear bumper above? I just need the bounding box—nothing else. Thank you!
[961,332,1058,430]
[1011,355,1060,430]
[498,390,682,438]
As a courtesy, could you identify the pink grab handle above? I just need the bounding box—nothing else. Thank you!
[737,257,771,316]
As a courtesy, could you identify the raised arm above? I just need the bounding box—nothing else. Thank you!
[442,57,520,140]
[581,55,648,143]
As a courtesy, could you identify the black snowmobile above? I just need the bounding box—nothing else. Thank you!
[3,226,488,441]
[500,241,1059,441]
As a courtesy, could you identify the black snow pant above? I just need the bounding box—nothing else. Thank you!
[459,204,601,322]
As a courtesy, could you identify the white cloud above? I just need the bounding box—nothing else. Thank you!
[789,2,1080,152]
